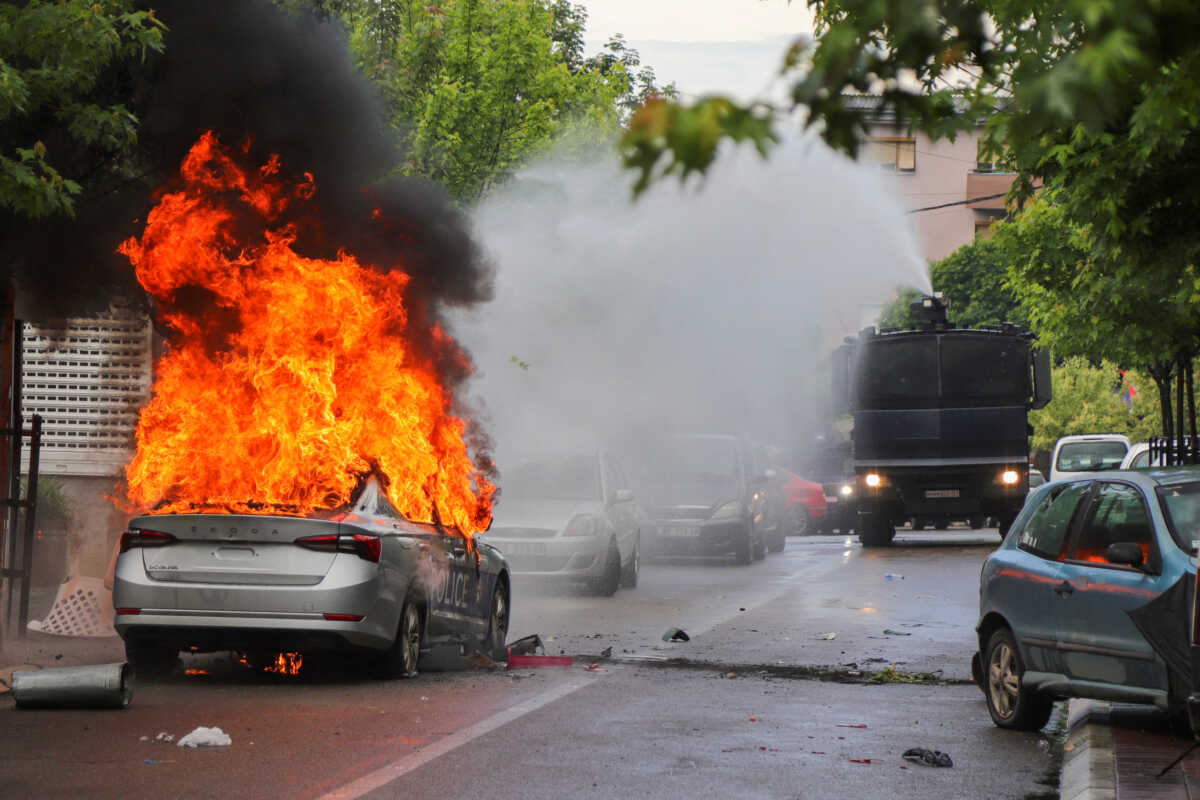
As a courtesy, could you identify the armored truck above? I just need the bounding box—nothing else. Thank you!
[835,294,1051,547]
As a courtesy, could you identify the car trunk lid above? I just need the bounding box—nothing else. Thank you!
[129,514,343,586]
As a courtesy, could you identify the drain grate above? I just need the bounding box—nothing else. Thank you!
[26,576,116,638]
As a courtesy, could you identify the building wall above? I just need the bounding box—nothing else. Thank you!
[866,122,1012,262]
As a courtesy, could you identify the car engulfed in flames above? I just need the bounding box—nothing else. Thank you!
[111,133,505,675]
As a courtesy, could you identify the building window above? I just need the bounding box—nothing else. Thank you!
[21,311,154,477]
[974,219,998,239]
[866,137,916,172]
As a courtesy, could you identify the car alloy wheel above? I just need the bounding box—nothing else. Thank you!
[374,600,423,679]
[983,627,1052,730]
[483,580,510,659]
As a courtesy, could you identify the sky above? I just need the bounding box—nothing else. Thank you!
[580,0,814,102]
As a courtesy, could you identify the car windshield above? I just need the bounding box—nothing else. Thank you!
[634,437,743,504]
[503,456,600,502]
[1158,481,1200,554]
[1056,441,1128,472]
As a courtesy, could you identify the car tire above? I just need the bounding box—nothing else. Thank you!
[792,506,810,537]
[858,515,895,547]
[969,515,986,530]
[620,536,640,589]
[373,600,423,679]
[124,639,177,675]
[767,529,785,553]
[983,627,1053,731]
[483,578,510,661]
[591,539,621,596]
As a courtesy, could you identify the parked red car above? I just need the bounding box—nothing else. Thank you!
[777,470,828,535]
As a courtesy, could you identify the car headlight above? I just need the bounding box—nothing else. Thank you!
[563,515,602,537]
[864,473,882,488]
[1001,470,1020,485]
[839,484,853,497]
[712,501,746,520]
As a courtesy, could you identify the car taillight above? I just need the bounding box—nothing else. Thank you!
[323,613,364,622]
[119,529,177,552]
[114,608,141,615]
[294,533,381,563]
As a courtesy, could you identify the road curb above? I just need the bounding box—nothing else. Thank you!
[1060,700,1116,800]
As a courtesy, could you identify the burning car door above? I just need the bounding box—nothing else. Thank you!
[425,535,490,640]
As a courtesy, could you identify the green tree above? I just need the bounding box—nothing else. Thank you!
[1029,357,1160,453]
[0,1,165,218]
[340,0,666,201]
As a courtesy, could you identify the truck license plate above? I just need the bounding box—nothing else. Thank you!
[924,489,960,499]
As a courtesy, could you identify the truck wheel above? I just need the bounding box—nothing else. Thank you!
[969,515,986,530]
[997,515,1017,537]
[859,515,895,547]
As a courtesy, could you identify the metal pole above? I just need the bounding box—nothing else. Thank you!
[3,319,20,628]
[18,415,41,637]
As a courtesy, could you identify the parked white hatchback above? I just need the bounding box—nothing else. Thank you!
[1049,434,1131,481]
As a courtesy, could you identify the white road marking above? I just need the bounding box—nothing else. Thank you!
[316,675,597,800]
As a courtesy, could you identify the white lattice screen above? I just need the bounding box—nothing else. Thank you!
[20,312,154,477]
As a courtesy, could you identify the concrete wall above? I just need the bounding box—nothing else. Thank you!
[55,475,130,580]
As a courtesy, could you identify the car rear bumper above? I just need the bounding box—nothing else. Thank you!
[112,554,399,652]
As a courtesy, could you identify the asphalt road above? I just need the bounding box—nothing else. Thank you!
[1,529,1059,800]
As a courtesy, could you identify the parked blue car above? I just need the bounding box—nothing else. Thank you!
[973,468,1200,730]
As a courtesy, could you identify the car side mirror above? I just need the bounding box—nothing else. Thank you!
[1106,542,1145,568]
[613,489,634,503]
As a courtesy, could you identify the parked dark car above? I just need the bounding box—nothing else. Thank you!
[631,434,783,564]
[973,468,1200,731]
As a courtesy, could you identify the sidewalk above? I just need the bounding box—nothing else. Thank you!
[1063,700,1200,800]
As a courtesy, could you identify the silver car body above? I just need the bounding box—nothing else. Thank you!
[483,453,642,587]
[113,480,508,657]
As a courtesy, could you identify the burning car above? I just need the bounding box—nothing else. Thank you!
[114,480,509,676]
[483,453,644,595]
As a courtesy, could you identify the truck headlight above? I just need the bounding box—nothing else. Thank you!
[1001,470,1020,485]
[712,501,746,520]
[864,473,882,488]
[840,484,854,497]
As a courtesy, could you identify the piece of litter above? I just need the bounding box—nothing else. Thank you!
[817,632,837,640]
[748,717,758,722]
[811,751,826,755]
[849,758,873,764]
[884,573,904,580]
[662,628,690,642]
[722,672,737,679]
[139,736,149,742]
[1064,744,1076,752]
[882,629,912,636]
[177,726,232,748]
[584,663,607,672]
[837,723,868,729]
[420,696,429,701]
[902,748,953,768]
[506,634,543,656]
[465,651,498,669]
[155,732,174,744]
[599,647,612,658]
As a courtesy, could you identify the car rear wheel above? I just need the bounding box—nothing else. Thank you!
[483,579,510,660]
[373,600,422,679]
[591,539,621,596]
[620,537,640,588]
[984,627,1052,730]
[125,639,178,675]
[733,526,753,565]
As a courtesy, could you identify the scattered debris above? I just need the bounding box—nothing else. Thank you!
[662,628,690,642]
[143,759,175,765]
[837,723,868,729]
[584,663,607,672]
[884,573,904,581]
[816,632,837,640]
[721,672,738,679]
[902,748,953,768]
[465,651,499,670]
[10,662,132,710]
[177,726,233,748]
[139,736,149,742]
[156,732,175,743]
[882,629,912,636]
[506,634,543,656]
[507,654,573,669]
[600,647,613,658]
[849,758,873,764]
[0,664,39,695]
[748,717,758,722]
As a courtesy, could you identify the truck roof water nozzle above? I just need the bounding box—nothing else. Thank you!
[911,292,950,329]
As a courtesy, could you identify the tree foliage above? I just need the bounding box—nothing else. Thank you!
[324,0,670,201]
[1029,357,1160,453]
[0,1,165,218]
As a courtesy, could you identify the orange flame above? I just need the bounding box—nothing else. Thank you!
[118,132,493,534]
[265,652,303,676]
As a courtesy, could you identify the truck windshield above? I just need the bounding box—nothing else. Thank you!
[855,334,1029,409]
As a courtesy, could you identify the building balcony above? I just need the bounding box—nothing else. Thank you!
[966,171,1016,211]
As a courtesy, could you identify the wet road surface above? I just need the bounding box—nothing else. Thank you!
[2,530,1058,799]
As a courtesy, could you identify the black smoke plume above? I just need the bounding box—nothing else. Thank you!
[4,0,493,336]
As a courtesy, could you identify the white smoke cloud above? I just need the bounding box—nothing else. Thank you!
[456,135,929,471]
